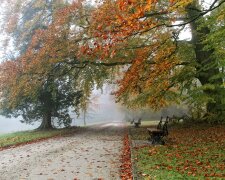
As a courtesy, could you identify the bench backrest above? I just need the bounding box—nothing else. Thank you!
[162,120,169,136]
[130,119,134,124]
[156,116,169,136]
[157,116,163,129]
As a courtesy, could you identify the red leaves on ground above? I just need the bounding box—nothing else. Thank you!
[135,125,225,178]
[120,133,133,180]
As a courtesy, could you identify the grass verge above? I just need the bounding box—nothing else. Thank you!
[130,122,225,179]
[0,127,79,150]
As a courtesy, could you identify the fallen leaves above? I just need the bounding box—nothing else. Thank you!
[133,125,225,178]
[120,133,133,180]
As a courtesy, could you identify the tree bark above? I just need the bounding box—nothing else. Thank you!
[37,111,53,130]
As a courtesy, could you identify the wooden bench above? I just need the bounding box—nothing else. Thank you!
[134,118,141,128]
[147,116,169,145]
[130,119,134,124]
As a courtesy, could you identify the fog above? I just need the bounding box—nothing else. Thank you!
[0,87,188,134]
[0,90,127,134]
[0,116,38,134]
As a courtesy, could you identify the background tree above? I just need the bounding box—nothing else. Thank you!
[0,0,83,129]
[0,0,112,129]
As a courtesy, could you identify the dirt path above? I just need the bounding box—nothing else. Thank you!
[0,122,126,180]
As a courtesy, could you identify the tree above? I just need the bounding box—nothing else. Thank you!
[87,0,225,121]
[0,0,83,129]
[1,0,224,125]
[0,0,111,128]
[0,62,82,129]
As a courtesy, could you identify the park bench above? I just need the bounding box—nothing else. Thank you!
[147,116,169,145]
[169,114,190,123]
[129,118,141,127]
[134,118,141,128]
[130,119,134,124]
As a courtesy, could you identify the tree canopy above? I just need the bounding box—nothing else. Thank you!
[0,0,224,125]
[0,0,112,128]
[87,0,225,121]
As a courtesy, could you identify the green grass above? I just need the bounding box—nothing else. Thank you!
[0,127,78,148]
[130,124,225,179]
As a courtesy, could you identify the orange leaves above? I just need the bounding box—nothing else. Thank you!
[127,0,136,5]
[110,49,116,58]
[13,1,89,78]
[0,59,33,108]
[80,45,90,55]
[149,148,157,156]
[195,160,203,166]
[117,0,156,13]
[88,0,186,109]
[120,133,133,180]
[90,0,193,49]
[91,0,159,45]
[114,33,179,109]
[97,25,102,31]
[135,125,225,178]
[115,49,146,96]
[117,0,126,11]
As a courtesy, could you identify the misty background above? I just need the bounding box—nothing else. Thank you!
[0,86,188,134]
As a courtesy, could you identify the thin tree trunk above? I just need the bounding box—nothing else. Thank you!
[83,111,86,126]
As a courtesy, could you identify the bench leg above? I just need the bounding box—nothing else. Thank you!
[150,134,165,145]
[134,123,140,128]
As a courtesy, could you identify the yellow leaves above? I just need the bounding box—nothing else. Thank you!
[168,0,193,13]
[217,14,225,22]
[144,0,156,12]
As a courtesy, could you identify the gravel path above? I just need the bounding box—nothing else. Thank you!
[0,122,125,180]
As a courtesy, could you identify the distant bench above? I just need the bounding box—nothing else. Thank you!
[147,116,169,145]
[169,114,190,123]
[130,118,142,128]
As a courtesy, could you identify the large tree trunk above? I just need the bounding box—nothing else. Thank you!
[37,82,54,130]
[187,2,224,115]
[37,111,53,130]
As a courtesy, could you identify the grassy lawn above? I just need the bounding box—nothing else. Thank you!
[0,127,79,149]
[130,122,225,179]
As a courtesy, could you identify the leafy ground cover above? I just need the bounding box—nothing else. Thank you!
[120,133,133,180]
[0,127,79,150]
[130,122,225,179]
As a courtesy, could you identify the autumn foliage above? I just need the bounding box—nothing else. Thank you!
[120,133,133,180]
[86,0,193,108]
[0,0,225,125]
